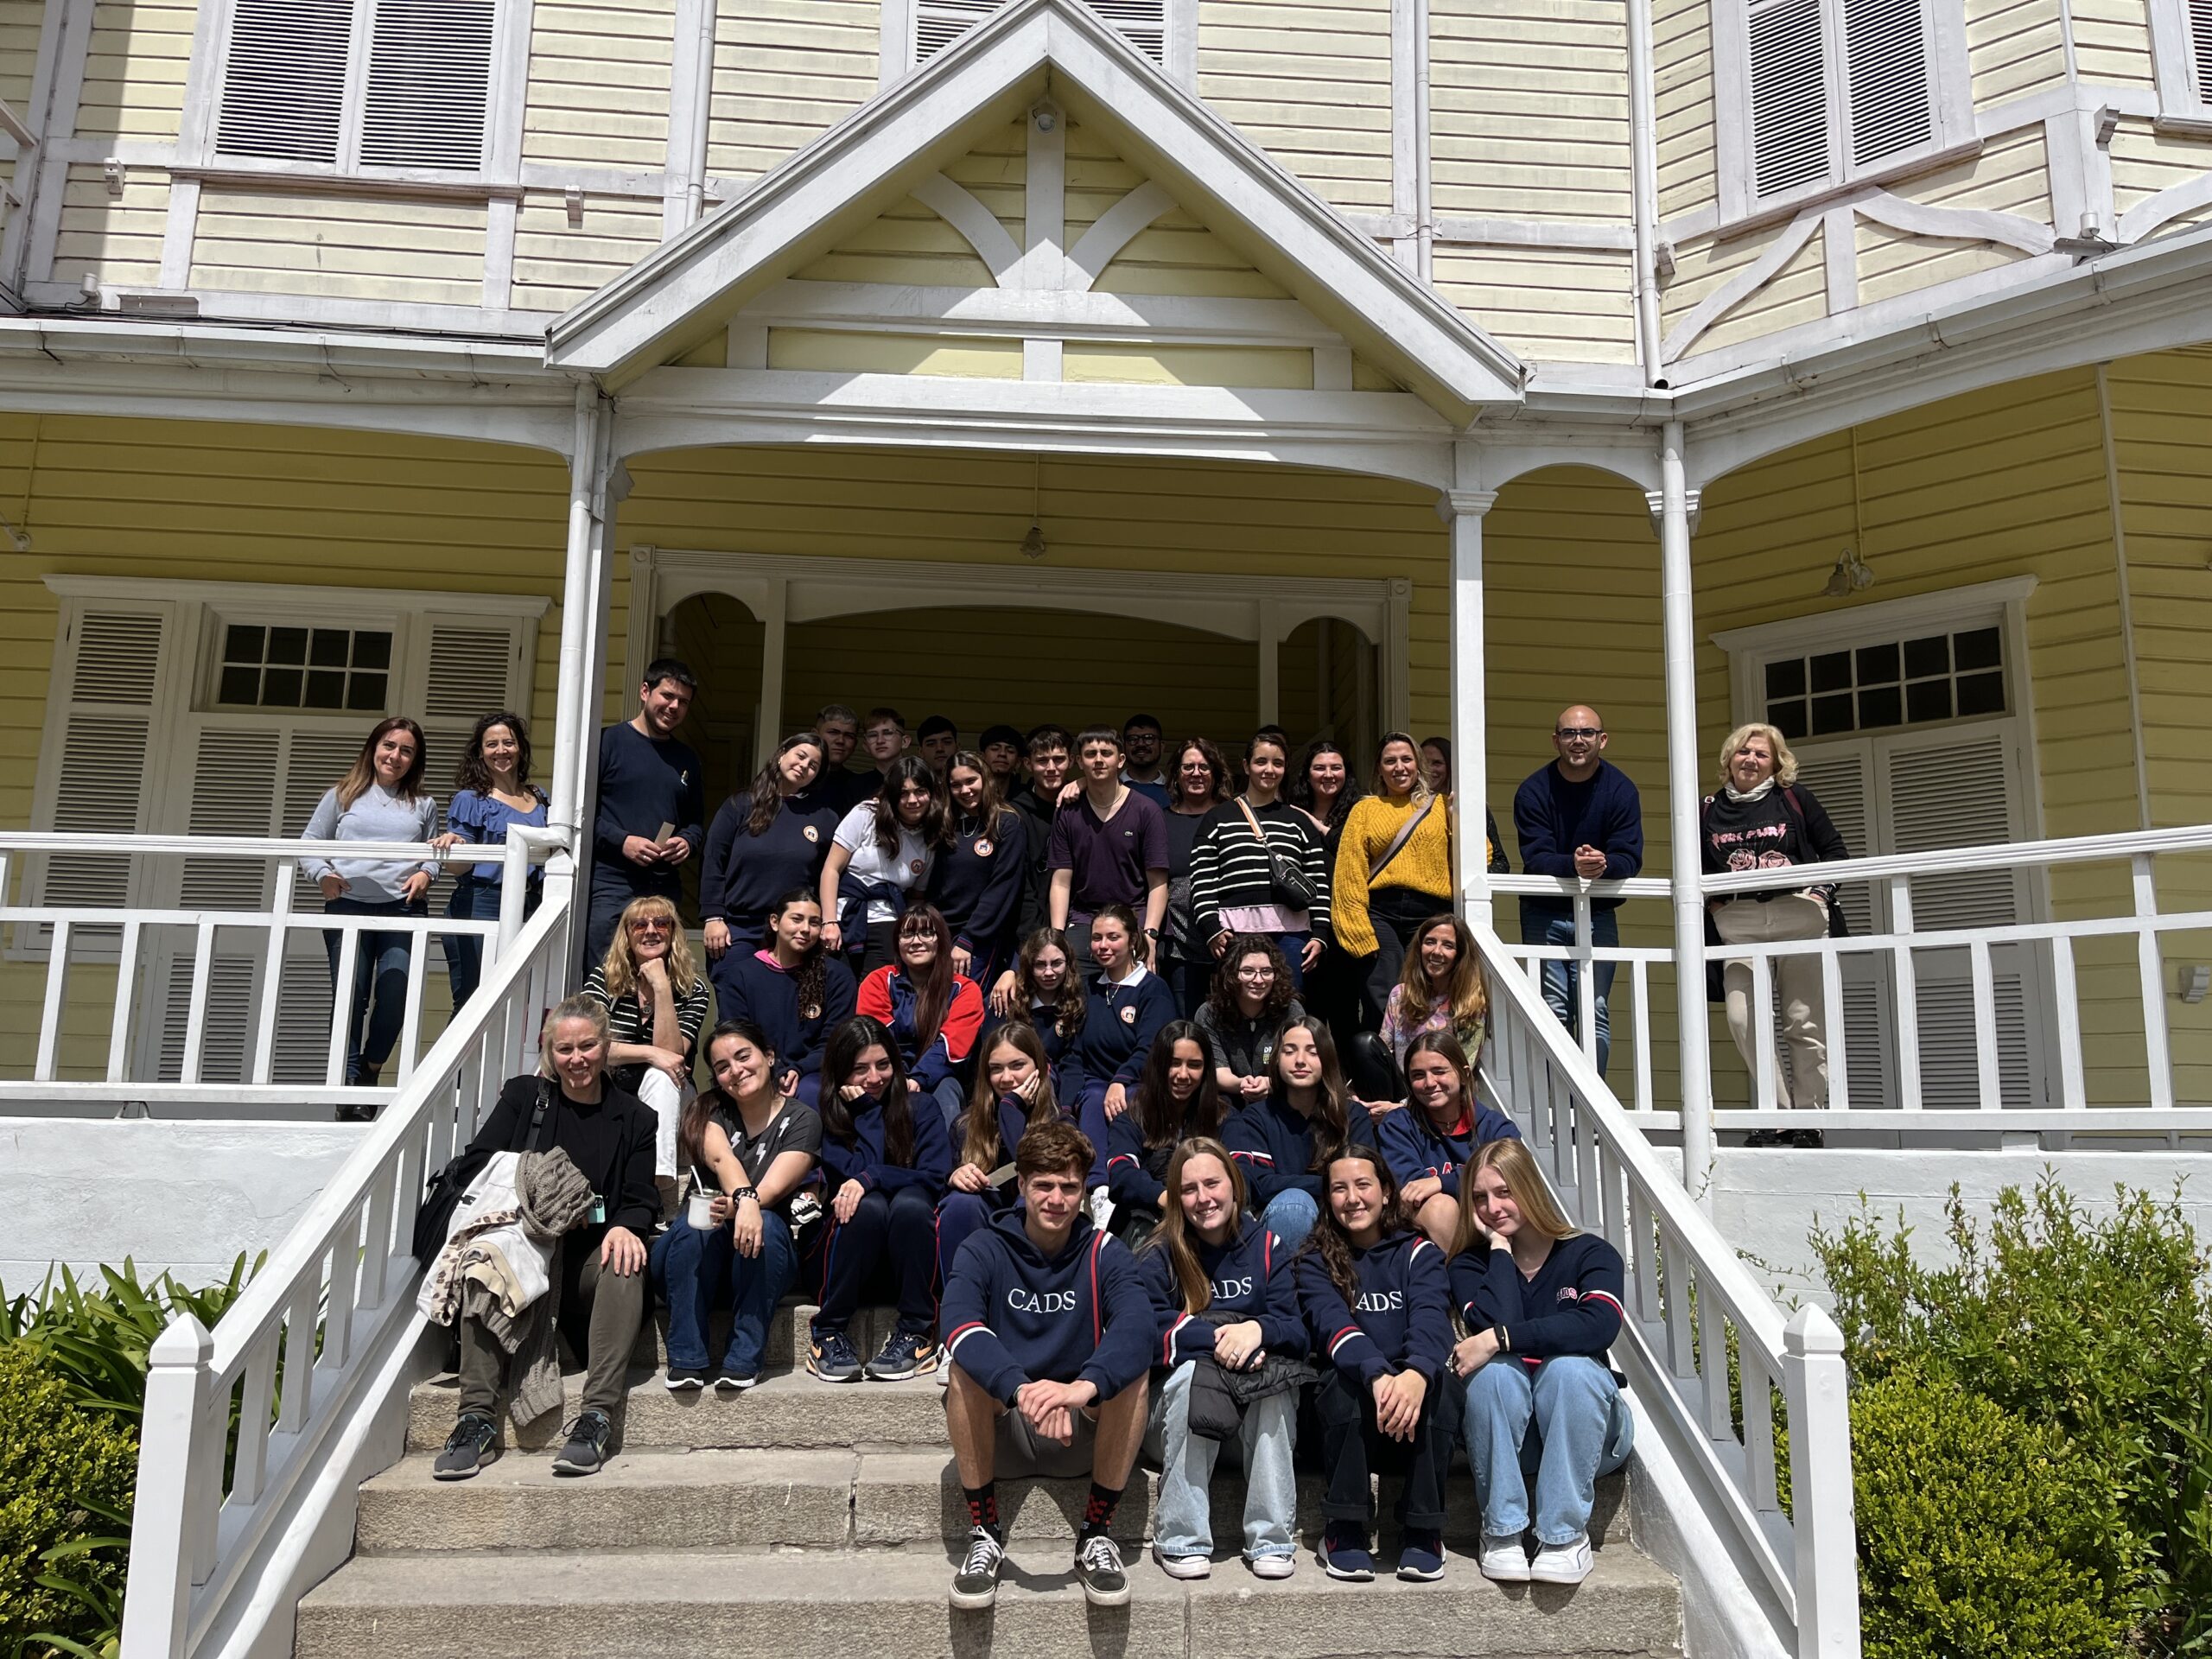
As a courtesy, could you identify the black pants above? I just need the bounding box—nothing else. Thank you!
[1360,890,1447,1029]
[1314,1366,1452,1529]
[809,1185,938,1332]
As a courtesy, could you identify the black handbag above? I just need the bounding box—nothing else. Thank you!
[1235,799,1317,912]
[410,1079,552,1264]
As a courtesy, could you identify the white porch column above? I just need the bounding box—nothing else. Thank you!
[1439,475,1495,929]
[753,577,789,772]
[548,386,612,839]
[1656,421,1715,1200]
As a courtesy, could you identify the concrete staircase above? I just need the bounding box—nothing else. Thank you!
[296,1304,1684,1658]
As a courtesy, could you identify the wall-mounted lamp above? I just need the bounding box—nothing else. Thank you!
[1821,547,1873,599]
[1019,453,1046,559]
[2182,965,2210,1005]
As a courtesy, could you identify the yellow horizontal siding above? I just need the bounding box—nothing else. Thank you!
[1429,0,1632,224]
[54,167,168,289]
[1654,0,1717,220]
[791,194,995,287]
[766,327,1022,378]
[1433,244,1637,363]
[1062,342,1315,388]
[1659,219,1776,335]
[1854,219,2024,307]
[1093,201,1291,298]
[2110,121,2212,215]
[942,118,1027,253]
[705,0,879,183]
[189,189,487,304]
[2070,0,2156,85]
[511,190,663,311]
[1198,0,1395,216]
[523,0,676,170]
[0,0,39,109]
[76,0,195,142]
[1700,221,1826,352]
[1065,118,1141,246]
[1965,0,2068,106]
[1856,130,2049,310]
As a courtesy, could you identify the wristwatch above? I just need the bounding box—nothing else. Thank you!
[730,1186,760,1203]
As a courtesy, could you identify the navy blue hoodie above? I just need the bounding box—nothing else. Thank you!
[1374,1099,1522,1198]
[1103,1103,1224,1213]
[1073,964,1177,1091]
[1448,1233,1626,1363]
[1294,1230,1452,1385]
[713,948,855,1088]
[943,1210,1153,1403]
[814,1086,952,1197]
[930,807,1028,955]
[1138,1225,1306,1368]
[698,797,837,931]
[1221,1090,1376,1209]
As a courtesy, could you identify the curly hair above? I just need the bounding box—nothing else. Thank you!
[1300,1141,1413,1309]
[766,887,828,1027]
[1014,927,1085,1042]
[454,711,544,803]
[1207,934,1296,1025]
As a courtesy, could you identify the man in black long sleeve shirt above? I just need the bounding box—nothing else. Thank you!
[585,658,705,971]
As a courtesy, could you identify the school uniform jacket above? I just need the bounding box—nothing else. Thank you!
[1374,1099,1522,1198]
[715,949,856,1086]
[813,1088,953,1198]
[942,1211,1153,1404]
[1220,1090,1376,1209]
[856,965,985,1091]
[698,797,836,931]
[1072,964,1177,1091]
[930,808,1029,956]
[1137,1227,1306,1367]
[1103,1106,1223,1214]
[1448,1233,1626,1363]
[1294,1230,1452,1385]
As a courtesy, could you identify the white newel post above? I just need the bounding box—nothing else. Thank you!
[1654,423,1715,1200]
[1783,1306,1863,1658]
[119,1313,214,1659]
[1439,474,1495,930]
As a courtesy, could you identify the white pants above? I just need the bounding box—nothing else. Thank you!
[1713,894,1829,1110]
[635,1067,685,1179]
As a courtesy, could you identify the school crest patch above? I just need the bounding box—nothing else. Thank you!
[1120,1006,1137,1024]
[974,838,994,857]
[803,824,819,842]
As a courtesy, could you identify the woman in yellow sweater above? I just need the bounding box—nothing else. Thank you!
[1333,734,1457,1028]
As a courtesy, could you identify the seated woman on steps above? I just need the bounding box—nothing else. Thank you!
[1221,1020,1373,1253]
[1136,1138,1305,1582]
[1451,1136,1633,1588]
[581,894,714,1209]
[1373,1031,1521,1249]
[1068,903,1177,1195]
[855,903,985,1134]
[805,1015,953,1384]
[649,1020,823,1393]
[712,887,855,1109]
[992,925,1086,1095]
[937,1022,1063,1287]
[1101,1021,1225,1244]
[433,996,657,1483]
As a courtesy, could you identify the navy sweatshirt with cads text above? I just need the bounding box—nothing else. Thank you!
[1293,1230,1453,1385]
[942,1210,1153,1404]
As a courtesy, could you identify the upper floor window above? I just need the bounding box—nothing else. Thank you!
[907,0,1172,68]
[1761,622,2005,740]
[1717,0,1970,221]
[2149,0,2212,123]
[214,0,498,173]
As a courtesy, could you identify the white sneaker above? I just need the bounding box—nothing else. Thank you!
[1478,1534,1531,1581]
[1153,1544,1211,1580]
[1529,1534,1593,1585]
[1247,1553,1295,1580]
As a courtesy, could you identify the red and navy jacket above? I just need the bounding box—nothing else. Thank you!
[942,1211,1153,1405]
[1294,1230,1452,1385]
[929,808,1029,956]
[1137,1225,1306,1368]
[1448,1232,1626,1363]
[814,1086,952,1197]
[1374,1098,1521,1198]
[856,965,985,1091]
[1222,1090,1376,1209]
[715,948,856,1087]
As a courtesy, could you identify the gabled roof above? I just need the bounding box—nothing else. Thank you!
[545,0,1523,423]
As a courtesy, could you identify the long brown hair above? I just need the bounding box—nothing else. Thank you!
[746,732,826,836]
[946,749,1010,827]
[766,887,828,1027]
[871,755,948,854]
[1303,1142,1412,1308]
[892,904,958,1058]
[960,1023,1060,1168]
[336,715,427,810]
[1014,926,1084,1041]
[1452,1135,1577,1256]
[1135,1021,1224,1150]
[679,1019,778,1172]
[1269,1020,1353,1171]
[454,710,543,803]
[1398,912,1486,1033]
[1148,1137,1246,1315]
[599,894,702,1001]
[818,1016,915,1167]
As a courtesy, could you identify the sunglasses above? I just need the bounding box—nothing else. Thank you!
[628,918,671,932]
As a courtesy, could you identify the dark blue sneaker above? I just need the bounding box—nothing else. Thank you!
[1319,1521,1374,1581]
[1397,1527,1446,1581]
[866,1325,939,1381]
[807,1325,862,1383]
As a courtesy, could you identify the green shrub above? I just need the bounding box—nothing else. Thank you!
[3,1257,256,1427]
[0,1344,137,1659]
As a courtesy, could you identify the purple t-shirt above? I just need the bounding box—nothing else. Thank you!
[1047,788,1170,916]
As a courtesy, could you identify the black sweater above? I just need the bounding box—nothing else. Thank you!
[1188,799,1334,944]
[699,797,838,927]
[930,806,1029,952]
[467,1074,659,1236]
[1700,783,1849,890]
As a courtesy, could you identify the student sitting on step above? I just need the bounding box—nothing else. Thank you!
[710,887,855,1109]
[1101,1021,1225,1245]
[938,1023,1064,1288]
[650,1020,823,1392]
[1450,1136,1633,1588]
[805,1016,953,1384]
[1221,1020,1375,1253]
[989,925,1086,1095]
[1373,1031,1521,1249]
[941,1121,1152,1613]
[1294,1142,1455,1584]
[1068,903,1176,1192]
[855,903,985,1134]
[1136,1138,1305,1581]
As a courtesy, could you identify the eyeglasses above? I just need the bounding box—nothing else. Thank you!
[1556,728,1604,740]
[1236,966,1274,981]
[628,918,671,933]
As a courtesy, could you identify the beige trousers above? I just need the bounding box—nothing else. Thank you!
[1713,893,1830,1110]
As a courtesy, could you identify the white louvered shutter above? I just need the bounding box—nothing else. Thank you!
[915,0,1166,62]
[1087,0,1168,60]
[359,0,497,169]
[1789,745,1872,934]
[1840,0,1933,166]
[419,617,524,873]
[215,0,356,163]
[1745,0,1833,198]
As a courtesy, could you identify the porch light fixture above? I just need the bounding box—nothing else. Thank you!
[1020,453,1047,559]
[1822,547,1873,598]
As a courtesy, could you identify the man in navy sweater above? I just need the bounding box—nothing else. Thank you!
[941,1121,1151,1611]
[585,659,706,971]
[1513,705,1643,1077]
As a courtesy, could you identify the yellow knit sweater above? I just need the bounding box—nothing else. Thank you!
[1332,794,1456,958]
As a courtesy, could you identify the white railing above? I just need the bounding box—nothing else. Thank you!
[0,829,558,1117]
[1488,874,1675,1113]
[1476,918,1860,1658]
[118,875,574,1659]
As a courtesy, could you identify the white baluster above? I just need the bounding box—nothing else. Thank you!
[118,1313,213,1659]
[1783,1306,1863,1657]
[1890,878,1921,1111]
[2133,853,2175,1110]
[1968,938,2001,1110]
[34,918,69,1082]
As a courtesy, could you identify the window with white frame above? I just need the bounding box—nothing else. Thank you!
[903,0,1174,68]
[2149,0,2212,122]
[1715,0,1971,219]
[213,0,500,173]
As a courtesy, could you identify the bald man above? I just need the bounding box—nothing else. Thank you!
[1513,706,1643,1077]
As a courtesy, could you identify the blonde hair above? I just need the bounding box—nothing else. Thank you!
[1452,1136,1577,1255]
[1715,721,1799,789]
[537,995,610,1077]
[599,895,702,1001]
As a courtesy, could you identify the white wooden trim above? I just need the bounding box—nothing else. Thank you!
[1711,573,2038,664]
[482,194,517,310]
[1821,204,1857,311]
[0,0,67,292]
[1661,213,1819,361]
[1430,218,1637,250]
[1166,0,1198,82]
[1018,102,1065,291]
[158,176,201,289]
[2117,168,2212,244]
[1853,190,2056,254]
[910,171,1023,286]
[1065,180,1175,288]
[43,574,554,619]
[736,276,1344,345]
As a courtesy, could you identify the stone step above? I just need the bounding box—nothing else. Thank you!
[628,1299,898,1370]
[361,1445,1630,1554]
[297,1542,1682,1659]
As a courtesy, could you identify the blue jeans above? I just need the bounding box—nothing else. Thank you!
[1149,1359,1297,1561]
[1462,1356,1635,1544]
[1258,1188,1319,1252]
[321,896,419,1084]
[1522,906,1619,1077]
[650,1207,798,1376]
[441,875,539,1012]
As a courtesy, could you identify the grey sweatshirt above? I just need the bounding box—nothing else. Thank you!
[302,783,439,903]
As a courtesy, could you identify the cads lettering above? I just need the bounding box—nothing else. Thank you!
[1354,1289,1404,1313]
[1210,1274,1254,1302]
[1007,1287,1078,1315]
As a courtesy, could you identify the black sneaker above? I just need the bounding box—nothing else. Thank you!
[664,1366,709,1391]
[807,1325,862,1382]
[1743,1127,1783,1147]
[1788,1127,1827,1148]
[1319,1520,1374,1581]
[431,1412,498,1480]
[713,1366,760,1391]
[950,1525,1007,1611]
[1075,1533,1131,1607]
[865,1325,939,1381]
[550,1408,613,1476]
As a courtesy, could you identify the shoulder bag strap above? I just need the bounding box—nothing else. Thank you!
[520,1077,554,1154]
[1367,796,1439,884]
[1234,797,1268,848]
